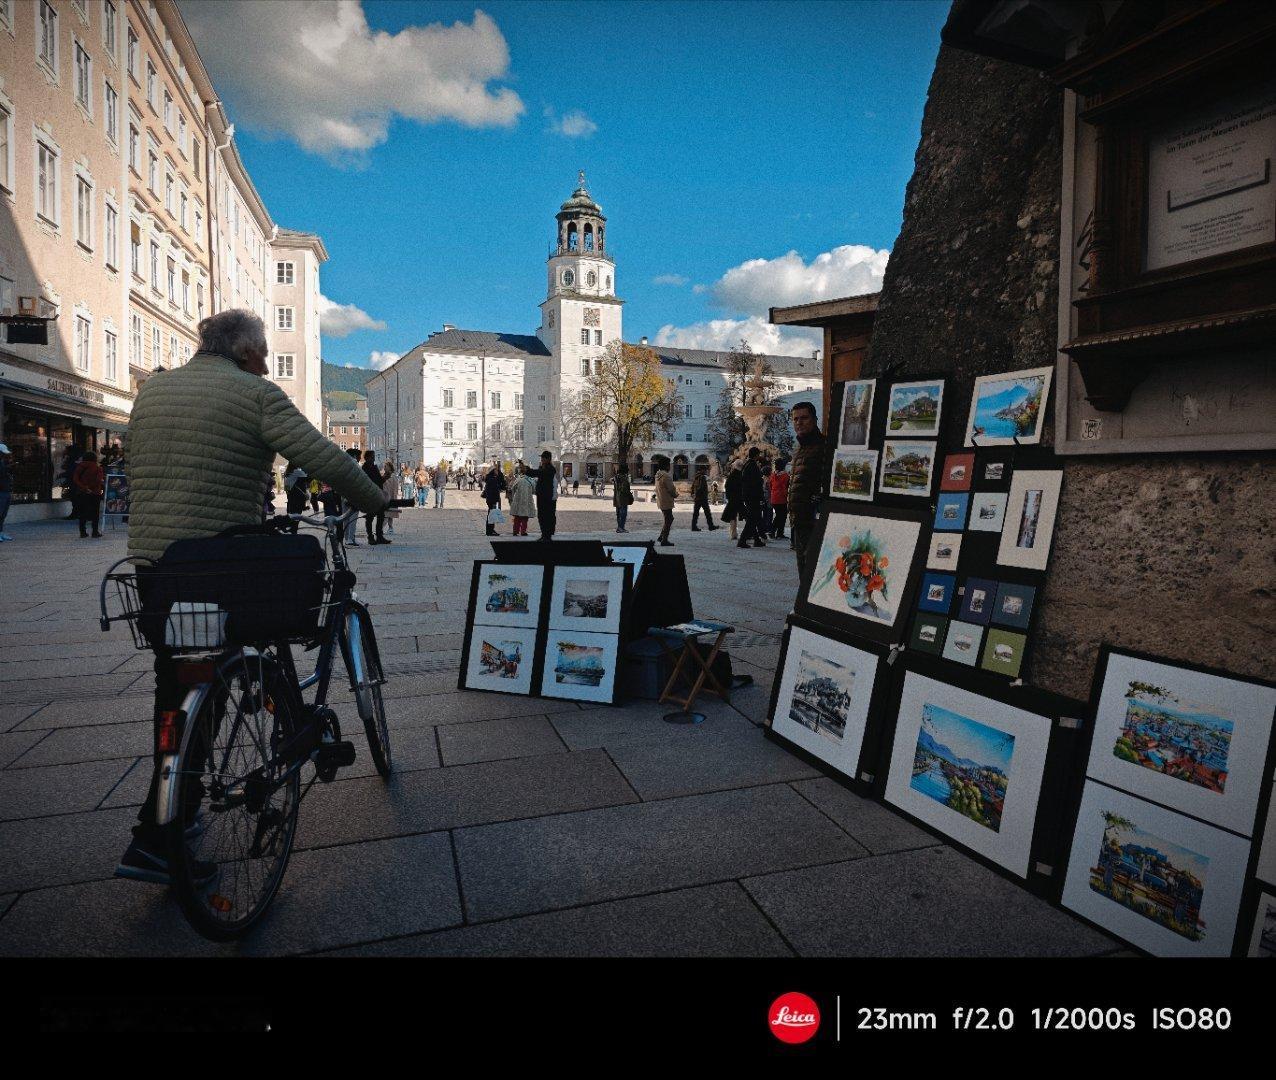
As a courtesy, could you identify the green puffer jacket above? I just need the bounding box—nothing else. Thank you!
[124,353,386,561]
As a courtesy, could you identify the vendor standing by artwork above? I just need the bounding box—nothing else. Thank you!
[787,401,825,579]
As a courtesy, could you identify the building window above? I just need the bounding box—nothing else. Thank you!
[168,333,177,365]
[127,313,141,366]
[38,2,58,73]
[104,330,117,382]
[191,136,200,178]
[276,261,294,285]
[147,149,157,193]
[151,324,160,367]
[149,240,159,290]
[443,422,453,441]
[704,403,711,418]
[466,390,477,409]
[196,282,204,319]
[74,42,92,110]
[538,425,546,442]
[166,257,175,303]
[179,189,187,231]
[127,123,138,171]
[580,328,589,345]
[0,104,11,194]
[514,423,524,442]
[104,80,118,143]
[275,306,294,331]
[74,315,91,372]
[466,422,477,441]
[36,141,59,225]
[685,403,693,419]
[127,24,137,79]
[163,90,171,132]
[104,1,116,52]
[194,206,202,245]
[594,329,602,345]
[442,389,453,408]
[514,393,523,410]
[164,170,172,213]
[181,270,189,313]
[146,61,156,109]
[275,354,294,378]
[580,358,590,374]
[490,392,500,410]
[178,112,185,152]
[104,202,117,268]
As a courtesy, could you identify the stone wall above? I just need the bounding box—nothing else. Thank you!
[864,36,1274,699]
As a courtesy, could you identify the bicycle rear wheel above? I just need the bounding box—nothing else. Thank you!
[346,606,391,777]
[167,649,301,941]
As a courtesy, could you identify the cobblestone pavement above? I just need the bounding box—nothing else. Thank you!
[0,494,1118,956]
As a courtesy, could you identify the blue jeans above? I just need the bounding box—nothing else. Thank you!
[0,490,10,532]
[417,487,428,506]
[615,504,628,530]
[434,487,445,507]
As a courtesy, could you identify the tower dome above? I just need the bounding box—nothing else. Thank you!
[554,171,609,259]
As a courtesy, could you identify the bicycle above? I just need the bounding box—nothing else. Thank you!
[99,504,409,941]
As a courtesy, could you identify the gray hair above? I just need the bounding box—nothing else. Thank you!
[197,309,267,360]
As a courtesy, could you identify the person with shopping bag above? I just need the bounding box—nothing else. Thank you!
[482,460,508,536]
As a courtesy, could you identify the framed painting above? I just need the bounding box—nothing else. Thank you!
[886,379,944,438]
[769,624,886,781]
[547,563,631,635]
[909,613,948,656]
[918,572,956,615]
[461,624,540,697]
[837,378,876,449]
[926,532,962,573]
[883,669,1053,879]
[1248,892,1276,958]
[1061,782,1251,957]
[974,449,1015,491]
[879,440,936,497]
[996,469,1062,571]
[829,449,878,502]
[941,620,983,666]
[980,629,1027,679]
[540,629,621,705]
[964,366,1053,447]
[939,451,975,492]
[958,577,998,626]
[796,505,927,645]
[1258,787,1276,886]
[1083,648,1276,836]
[968,492,1008,533]
[992,582,1035,630]
[469,562,546,629]
[933,492,969,532]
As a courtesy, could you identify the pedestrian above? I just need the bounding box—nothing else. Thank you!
[414,465,429,507]
[382,462,401,535]
[71,451,105,538]
[0,442,13,542]
[482,459,508,536]
[61,443,83,519]
[572,477,579,496]
[529,450,559,539]
[760,461,774,536]
[435,461,449,507]
[710,477,721,506]
[738,446,766,548]
[344,448,362,545]
[612,463,634,533]
[308,475,321,513]
[362,450,390,544]
[283,461,309,516]
[690,469,718,532]
[653,455,677,547]
[318,481,341,519]
[769,459,790,539]
[509,464,536,536]
[722,460,743,540]
[787,401,826,578]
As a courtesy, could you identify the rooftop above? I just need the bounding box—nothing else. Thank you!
[635,343,822,378]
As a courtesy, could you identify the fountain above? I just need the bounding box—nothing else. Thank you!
[732,356,783,464]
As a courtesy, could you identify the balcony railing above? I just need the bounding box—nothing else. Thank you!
[547,244,615,263]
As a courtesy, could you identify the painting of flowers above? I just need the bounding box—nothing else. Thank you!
[804,512,923,633]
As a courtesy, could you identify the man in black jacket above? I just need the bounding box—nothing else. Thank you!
[482,460,508,536]
[737,446,766,548]
[362,450,389,544]
[528,450,558,539]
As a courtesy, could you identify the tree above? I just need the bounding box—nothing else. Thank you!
[703,339,795,461]
[563,340,684,469]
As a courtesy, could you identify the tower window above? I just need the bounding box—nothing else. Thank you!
[587,270,597,288]
[561,269,574,288]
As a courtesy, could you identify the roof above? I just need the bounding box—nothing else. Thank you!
[273,228,329,262]
[770,291,880,327]
[415,329,553,359]
[635,344,822,378]
[328,405,368,424]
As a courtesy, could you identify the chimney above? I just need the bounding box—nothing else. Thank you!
[443,323,456,332]
[812,349,822,362]
[640,336,648,346]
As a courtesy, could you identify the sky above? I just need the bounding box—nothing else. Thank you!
[177,0,949,369]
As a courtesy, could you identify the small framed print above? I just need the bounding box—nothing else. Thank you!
[462,624,540,696]
[836,378,876,448]
[975,450,1014,491]
[470,562,546,629]
[1258,789,1276,886]
[933,492,969,531]
[992,582,1035,629]
[980,629,1027,679]
[964,366,1053,447]
[939,452,975,492]
[540,629,621,705]
[919,572,956,615]
[958,577,997,625]
[886,380,944,438]
[996,469,1062,571]
[941,620,984,666]
[1248,892,1276,957]
[829,448,878,501]
[909,613,948,655]
[968,492,1008,533]
[926,532,962,572]
[547,564,630,635]
[879,440,935,498]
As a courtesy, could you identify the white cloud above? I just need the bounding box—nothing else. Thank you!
[318,293,387,337]
[652,274,688,287]
[692,283,708,294]
[369,350,401,371]
[179,1,524,159]
[543,107,598,138]
[710,244,889,315]
[653,316,820,357]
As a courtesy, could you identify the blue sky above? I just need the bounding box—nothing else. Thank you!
[179,1,948,368]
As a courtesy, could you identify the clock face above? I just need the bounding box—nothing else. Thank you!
[587,270,597,287]
[562,269,575,287]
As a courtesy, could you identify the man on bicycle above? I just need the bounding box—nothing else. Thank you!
[116,309,387,884]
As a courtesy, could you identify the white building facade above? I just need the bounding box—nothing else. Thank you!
[367,175,822,479]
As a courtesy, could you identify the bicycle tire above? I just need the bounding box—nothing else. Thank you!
[167,649,301,941]
[348,607,392,777]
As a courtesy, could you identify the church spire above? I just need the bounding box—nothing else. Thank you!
[554,171,607,257]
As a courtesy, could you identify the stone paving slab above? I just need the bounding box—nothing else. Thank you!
[453,784,867,923]
[0,703,40,734]
[8,720,150,769]
[0,655,133,681]
[789,778,942,855]
[436,716,567,766]
[295,748,638,849]
[338,722,440,779]
[18,693,155,732]
[0,806,139,892]
[548,698,740,750]
[0,832,461,957]
[354,690,581,728]
[98,757,150,809]
[0,730,48,768]
[741,847,1118,957]
[0,759,134,821]
[327,882,793,957]
[4,672,148,704]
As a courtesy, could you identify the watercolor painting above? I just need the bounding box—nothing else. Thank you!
[887,381,944,436]
[964,367,1053,447]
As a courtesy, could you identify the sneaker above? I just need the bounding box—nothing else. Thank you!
[115,836,217,888]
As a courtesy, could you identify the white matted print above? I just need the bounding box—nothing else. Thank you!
[1061,782,1251,957]
[837,379,875,448]
[1256,786,1276,885]
[604,544,648,584]
[1248,892,1276,958]
[548,564,627,634]
[829,449,877,501]
[540,629,620,704]
[473,562,545,628]
[463,624,538,696]
[964,366,1052,447]
[927,532,963,572]
[968,492,1008,533]
[884,670,1052,878]
[1087,652,1276,835]
[807,513,924,630]
[886,380,944,437]
[879,440,935,497]
[770,626,881,780]
[996,470,1062,571]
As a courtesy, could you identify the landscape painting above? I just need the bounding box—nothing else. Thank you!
[964,367,1052,447]
[830,449,878,501]
[940,452,975,492]
[996,470,1062,571]
[880,441,935,496]
[1113,683,1232,794]
[838,379,875,448]
[548,564,627,634]
[540,629,620,704]
[968,493,1007,533]
[910,704,1015,833]
[473,562,544,628]
[926,532,962,572]
[887,380,944,436]
[463,623,538,696]
[770,625,880,779]
[805,511,924,635]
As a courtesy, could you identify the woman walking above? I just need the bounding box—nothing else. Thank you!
[482,460,508,536]
[71,451,105,538]
[722,460,743,540]
[509,465,536,536]
[382,462,402,535]
[613,464,634,533]
[653,455,677,547]
[415,465,430,507]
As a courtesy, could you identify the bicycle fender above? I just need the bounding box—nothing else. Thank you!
[155,682,214,827]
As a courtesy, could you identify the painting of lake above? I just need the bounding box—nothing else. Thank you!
[910,703,1015,832]
[965,368,1052,446]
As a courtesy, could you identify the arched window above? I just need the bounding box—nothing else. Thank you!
[583,223,594,251]
[567,222,578,251]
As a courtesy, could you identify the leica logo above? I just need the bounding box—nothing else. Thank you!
[768,992,820,1044]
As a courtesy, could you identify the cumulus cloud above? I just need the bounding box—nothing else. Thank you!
[653,316,820,357]
[318,294,387,337]
[652,274,688,287]
[369,350,402,371]
[179,1,524,158]
[544,107,598,138]
[711,244,889,315]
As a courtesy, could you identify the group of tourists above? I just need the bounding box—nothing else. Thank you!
[478,451,560,539]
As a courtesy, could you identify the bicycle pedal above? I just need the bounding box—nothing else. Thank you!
[313,739,357,775]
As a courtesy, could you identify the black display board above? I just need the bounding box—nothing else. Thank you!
[490,539,610,565]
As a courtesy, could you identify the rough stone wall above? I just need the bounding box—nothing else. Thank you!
[865,38,1275,699]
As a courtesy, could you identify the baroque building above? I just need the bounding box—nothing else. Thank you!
[367,173,823,480]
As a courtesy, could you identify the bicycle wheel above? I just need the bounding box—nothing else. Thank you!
[167,649,301,941]
[347,606,391,777]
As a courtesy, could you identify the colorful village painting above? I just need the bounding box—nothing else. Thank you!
[910,704,1014,833]
[479,638,523,679]
[887,383,942,433]
[789,650,854,744]
[553,641,606,687]
[1089,810,1209,942]
[1113,681,1232,793]
[484,574,531,615]
[969,372,1046,441]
